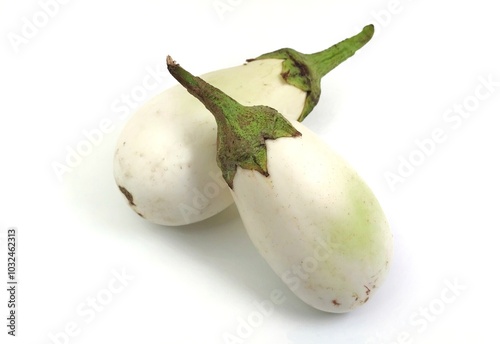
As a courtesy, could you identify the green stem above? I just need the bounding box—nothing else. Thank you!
[307,24,374,80]
[249,24,375,121]
[166,56,238,131]
[167,56,301,189]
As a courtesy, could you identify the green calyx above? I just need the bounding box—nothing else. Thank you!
[247,24,375,122]
[167,56,301,189]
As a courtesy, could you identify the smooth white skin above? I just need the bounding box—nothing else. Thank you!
[231,121,393,313]
[114,59,306,226]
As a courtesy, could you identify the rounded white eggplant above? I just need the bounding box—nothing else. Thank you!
[166,52,393,313]
[113,59,305,226]
[114,25,374,226]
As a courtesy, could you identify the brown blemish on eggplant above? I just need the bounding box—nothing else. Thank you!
[364,285,371,295]
[118,185,136,207]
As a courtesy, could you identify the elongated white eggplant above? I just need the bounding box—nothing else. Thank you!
[166,54,393,313]
[114,25,374,226]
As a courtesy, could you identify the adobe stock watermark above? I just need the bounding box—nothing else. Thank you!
[6,0,72,54]
[354,0,415,37]
[178,170,228,224]
[222,289,287,344]
[222,237,332,343]
[51,63,169,182]
[47,267,134,344]
[384,74,499,191]
[212,0,244,21]
[365,278,467,344]
[280,238,332,292]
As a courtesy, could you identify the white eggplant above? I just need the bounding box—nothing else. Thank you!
[114,25,374,226]
[166,49,392,312]
[231,121,393,312]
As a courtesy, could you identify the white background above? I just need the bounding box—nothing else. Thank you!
[1,0,499,343]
